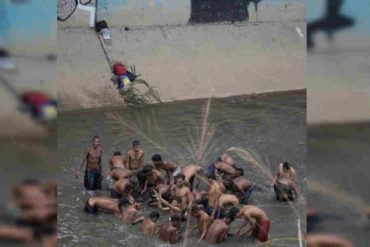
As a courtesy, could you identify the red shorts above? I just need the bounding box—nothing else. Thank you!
[252,220,270,242]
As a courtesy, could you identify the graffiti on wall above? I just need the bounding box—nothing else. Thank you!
[188,0,262,23]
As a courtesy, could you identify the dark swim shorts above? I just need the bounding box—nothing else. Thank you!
[84,169,102,190]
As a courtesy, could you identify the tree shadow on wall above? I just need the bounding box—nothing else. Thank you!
[188,0,262,24]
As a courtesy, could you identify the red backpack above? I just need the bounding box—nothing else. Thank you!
[113,63,126,76]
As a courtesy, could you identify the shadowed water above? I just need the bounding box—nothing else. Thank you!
[308,124,370,247]
[58,92,306,246]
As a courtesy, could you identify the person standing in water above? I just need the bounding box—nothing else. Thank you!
[272,161,296,186]
[75,136,103,191]
[125,140,145,172]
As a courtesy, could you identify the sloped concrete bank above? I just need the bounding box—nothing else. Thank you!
[58,20,306,112]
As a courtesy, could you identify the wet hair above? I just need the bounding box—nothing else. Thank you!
[21,179,40,185]
[135,197,144,203]
[118,197,130,211]
[235,167,244,176]
[216,156,222,162]
[148,181,157,188]
[206,173,216,180]
[142,165,154,174]
[132,140,140,146]
[113,151,121,156]
[191,205,199,212]
[229,207,240,220]
[92,136,100,141]
[283,162,290,170]
[129,176,139,185]
[161,192,173,203]
[170,215,181,222]
[225,213,235,223]
[174,174,185,181]
[149,211,160,219]
[173,196,182,204]
[152,154,162,162]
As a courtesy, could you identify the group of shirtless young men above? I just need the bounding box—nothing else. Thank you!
[76,136,300,245]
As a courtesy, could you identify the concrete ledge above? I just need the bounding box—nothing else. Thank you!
[58,21,306,111]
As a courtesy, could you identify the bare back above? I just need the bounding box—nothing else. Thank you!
[204,220,229,244]
[159,223,178,244]
[110,168,132,180]
[141,219,156,236]
[110,156,125,169]
[240,205,269,223]
[180,164,201,182]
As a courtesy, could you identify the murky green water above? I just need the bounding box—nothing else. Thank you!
[308,124,370,247]
[57,93,306,246]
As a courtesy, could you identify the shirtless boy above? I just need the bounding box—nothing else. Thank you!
[140,211,160,236]
[209,161,243,178]
[110,176,139,202]
[273,178,300,201]
[125,140,144,171]
[190,205,211,242]
[140,165,166,195]
[233,205,270,242]
[272,161,296,186]
[109,151,125,170]
[179,164,203,190]
[122,197,145,224]
[155,191,182,217]
[75,136,103,190]
[203,173,223,220]
[152,154,179,185]
[84,197,129,214]
[171,174,194,220]
[218,153,235,166]
[159,215,182,244]
[223,176,256,204]
[204,214,235,244]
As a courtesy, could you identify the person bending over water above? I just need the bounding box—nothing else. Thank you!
[223,175,258,204]
[122,197,145,224]
[190,205,211,242]
[109,151,125,170]
[274,178,300,201]
[111,176,139,202]
[204,213,235,244]
[152,154,179,185]
[208,161,243,178]
[171,174,194,220]
[218,153,235,166]
[155,191,182,218]
[219,194,239,208]
[84,197,129,214]
[107,167,132,190]
[159,215,182,244]
[180,164,203,190]
[140,165,166,195]
[125,140,144,171]
[75,136,103,191]
[233,205,270,242]
[272,161,296,186]
[140,211,160,236]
